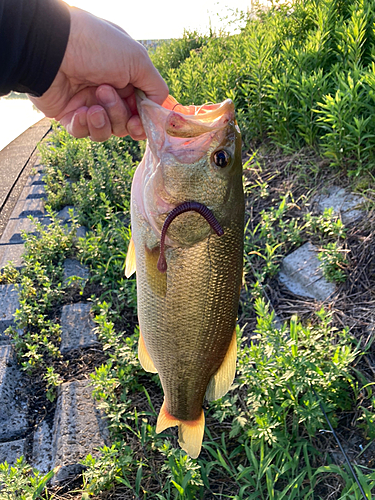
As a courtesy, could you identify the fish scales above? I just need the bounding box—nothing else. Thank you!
[134,217,243,421]
[126,91,244,457]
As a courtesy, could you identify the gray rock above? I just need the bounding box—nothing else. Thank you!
[32,421,53,473]
[0,438,27,465]
[60,303,98,353]
[316,186,365,225]
[51,379,109,483]
[279,242,336,301]
[0,345,29,441]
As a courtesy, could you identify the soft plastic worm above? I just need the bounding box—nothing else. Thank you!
[157,201,224,273]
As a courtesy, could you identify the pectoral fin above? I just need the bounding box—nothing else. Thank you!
[125,238,136,278]
[205,328,237,401]
[138,331,157,373]
[156,399,205,459]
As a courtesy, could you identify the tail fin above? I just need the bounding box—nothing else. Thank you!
[156,400,205,459]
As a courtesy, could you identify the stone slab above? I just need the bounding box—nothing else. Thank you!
[0,243,25,271]
[0,345,28,441]
[0,285,19,335]
[279,242,336,301]
[32,420,53,473]
[26,184,47,199]
[1,217,37,245]
[316,186,365,225]
[63,259,89,284]
[74,226,87,241]
[0,438,27,465]
[19,198,45,218]
[56,206,77,223]
[31,175,46,186]
[51,379,109,483]
[60,303,98,354]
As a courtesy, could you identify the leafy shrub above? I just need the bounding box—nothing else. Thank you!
[150,0,375,175]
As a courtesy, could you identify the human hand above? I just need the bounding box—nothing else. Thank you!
[29,6,169,141]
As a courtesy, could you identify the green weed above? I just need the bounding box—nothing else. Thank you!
[0,457,55,500]
[318,242,348,283]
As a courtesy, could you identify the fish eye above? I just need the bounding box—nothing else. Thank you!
[213,150,230,168]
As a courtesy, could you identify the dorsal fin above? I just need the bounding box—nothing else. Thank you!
[156,399,205,459]
[205,328,237,401]
[125,237,136,278]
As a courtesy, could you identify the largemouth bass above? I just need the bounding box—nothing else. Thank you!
[125,91,244,458]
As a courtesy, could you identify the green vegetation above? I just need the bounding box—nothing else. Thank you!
[1,0,375,498]
[151,0,375,177]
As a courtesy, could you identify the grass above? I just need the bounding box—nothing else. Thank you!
[1,0,375,497]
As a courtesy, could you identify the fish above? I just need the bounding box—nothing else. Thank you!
[125,91,244,458]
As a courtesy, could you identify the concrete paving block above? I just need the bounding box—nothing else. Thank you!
[0,243,25,271]
[0,216,50,245]
[316,186,365,225]
[31,173,46,186]
[0,285,19,335]
[51,379,109,483]
[60,303,98,353]
[0,345,29,441]
[32,420,53,473]
[74,226,87,240]
[19,198,45,218]
[279,242,336,301]
[26,184,47,200]
[56,206,77,223]
[63,259,89,284]
[0,438,27,465]
[9,217,38,243]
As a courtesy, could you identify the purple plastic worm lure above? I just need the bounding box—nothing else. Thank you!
[157,201,224,273]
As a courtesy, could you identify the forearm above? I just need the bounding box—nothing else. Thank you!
[0,0,70,97]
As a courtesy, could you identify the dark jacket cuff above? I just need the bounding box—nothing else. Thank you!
[0,0,71,97]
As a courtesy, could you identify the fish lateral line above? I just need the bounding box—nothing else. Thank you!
[157,201,224,273]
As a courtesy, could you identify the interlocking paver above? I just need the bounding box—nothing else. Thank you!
[0,285,20,338]
[51,380,109,483]
[0,345,28,441]
[60,303,98,353]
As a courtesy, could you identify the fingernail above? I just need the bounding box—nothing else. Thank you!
[78,113,86,127]
[98,86,117,106]
[91,109,106,128]
[132,124,144,137]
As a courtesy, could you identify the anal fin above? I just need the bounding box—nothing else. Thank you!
[205,328,237,401]
[156,399,205,459]
[125,237,136,278]
[138,331,157,373]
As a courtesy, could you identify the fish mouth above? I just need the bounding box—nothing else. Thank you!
[136,90,235,140]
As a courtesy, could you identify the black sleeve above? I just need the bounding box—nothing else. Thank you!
[0,0,71,97]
